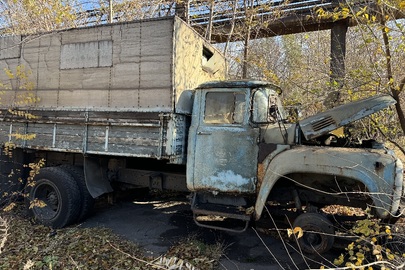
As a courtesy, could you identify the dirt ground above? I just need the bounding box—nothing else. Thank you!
[80,192,334,270]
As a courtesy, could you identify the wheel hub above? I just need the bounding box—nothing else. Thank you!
[47,191,58,208]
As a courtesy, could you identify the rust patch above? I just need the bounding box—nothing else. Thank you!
[257,163,265,192]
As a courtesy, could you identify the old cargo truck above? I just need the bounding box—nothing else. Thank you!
[0,16,403,254]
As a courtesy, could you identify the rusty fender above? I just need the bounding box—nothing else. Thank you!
[254,146,403,220]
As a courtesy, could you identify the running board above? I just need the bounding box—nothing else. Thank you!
[191,193,251,233]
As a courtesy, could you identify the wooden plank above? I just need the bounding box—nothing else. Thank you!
[107,144,158,156]
[0,123,11,142]
[86,124,161,154]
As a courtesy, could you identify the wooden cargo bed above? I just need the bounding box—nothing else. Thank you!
[0,110,188,164]
[0,16,224,162]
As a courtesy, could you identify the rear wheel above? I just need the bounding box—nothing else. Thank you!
[293,212,335,254]
[59,165,94,222]
[27,167,81,228]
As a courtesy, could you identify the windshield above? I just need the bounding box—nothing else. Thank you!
[252,87,286,124]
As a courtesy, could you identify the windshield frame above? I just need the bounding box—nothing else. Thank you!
[251,87,286,124]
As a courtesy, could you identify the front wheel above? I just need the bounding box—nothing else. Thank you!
[27,167,81,228]
[293,212,335,254]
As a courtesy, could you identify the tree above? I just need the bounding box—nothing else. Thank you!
[320,1,405,144]
[232,1,405,148]
[91,0,176,23]
[0,0,82,35]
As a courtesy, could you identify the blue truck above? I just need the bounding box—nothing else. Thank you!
[0,17,402,254]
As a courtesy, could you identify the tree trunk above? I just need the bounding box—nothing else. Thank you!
[381,18,405,136]
[109,0,113,23]
[224,0,237,57]
[242,0,252,79]
[206,0,214,41]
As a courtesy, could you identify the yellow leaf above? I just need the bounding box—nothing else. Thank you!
[3,202,16,212]
[29,198,46,209]
[293,227,304,238]
[334,254,344,266]
[371,237,377,243]
[287,227,304,238]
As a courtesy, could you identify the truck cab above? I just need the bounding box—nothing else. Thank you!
[186,80,404,253]
[186,80,293,231]
[186,80,293,192]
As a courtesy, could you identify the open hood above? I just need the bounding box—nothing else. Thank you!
[299,95,396,140]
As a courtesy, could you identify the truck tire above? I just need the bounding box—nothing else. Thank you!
[59,165,94,222]
[293,212,335,254]
[27,167,81,228]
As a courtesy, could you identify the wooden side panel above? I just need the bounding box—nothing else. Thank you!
[86,125,161,156]
[53,125,84,150]
[173,17,226,109]
[0,110,168,158]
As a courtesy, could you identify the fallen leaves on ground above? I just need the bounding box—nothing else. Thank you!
[0,214,150,269]
[0,212,222,270]
[165,235,223,270]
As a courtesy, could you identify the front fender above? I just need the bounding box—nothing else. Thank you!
[255,146,400,220]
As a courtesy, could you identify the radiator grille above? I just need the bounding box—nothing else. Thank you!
[311,116,336,131]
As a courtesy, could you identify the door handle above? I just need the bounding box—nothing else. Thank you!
[197,131,212,135]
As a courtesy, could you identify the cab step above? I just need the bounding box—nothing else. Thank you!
[191,193,252,233]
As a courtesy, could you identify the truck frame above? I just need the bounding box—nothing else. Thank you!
[0,16,403,254]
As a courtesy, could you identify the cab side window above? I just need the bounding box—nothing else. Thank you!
[204,92,245,124]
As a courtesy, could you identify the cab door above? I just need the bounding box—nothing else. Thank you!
[187,88,259,193]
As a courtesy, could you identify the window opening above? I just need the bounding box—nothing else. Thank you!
[202,46,214,65]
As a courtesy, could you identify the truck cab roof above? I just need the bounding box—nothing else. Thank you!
[176,80,282,115]
[197,80,281,93]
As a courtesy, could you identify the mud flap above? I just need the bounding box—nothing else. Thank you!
[84,156,113,198]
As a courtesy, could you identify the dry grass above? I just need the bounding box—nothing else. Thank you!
[0,216,8,255]
[0,208,223,270]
